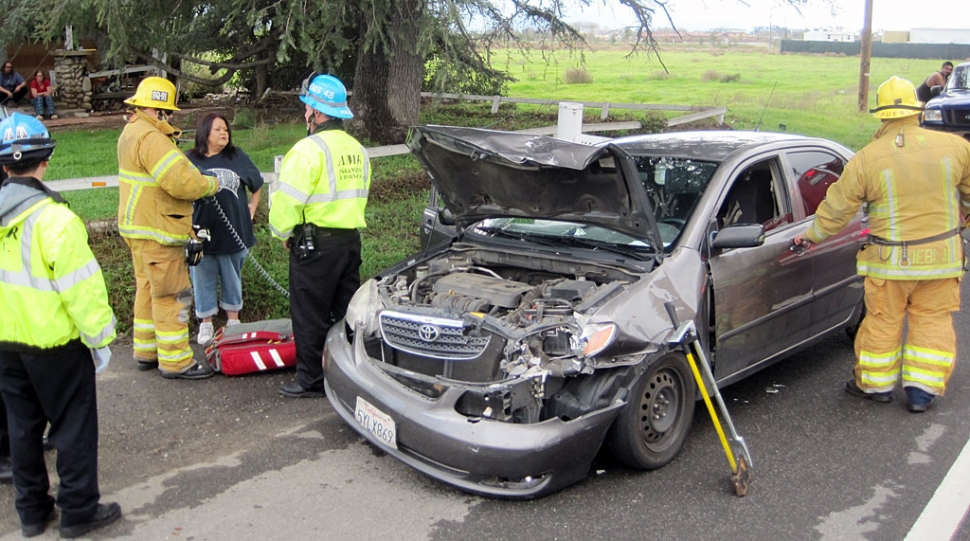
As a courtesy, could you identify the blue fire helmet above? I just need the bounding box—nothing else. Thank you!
[0,112,55,165]
[300,74,353,119]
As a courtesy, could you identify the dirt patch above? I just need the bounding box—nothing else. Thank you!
[369,171,431,202]
[45,111,129,131]
[45,102,299,132]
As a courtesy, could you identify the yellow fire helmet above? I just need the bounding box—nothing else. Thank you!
[124,76,180,111]
[869,76,922,119]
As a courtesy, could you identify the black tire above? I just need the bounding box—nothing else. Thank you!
[846,301,866,339]
[608,353,695,470]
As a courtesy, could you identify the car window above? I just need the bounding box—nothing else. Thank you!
[787,151,845,216]
[633,156,718,249]
[716,159,790,232]
[946,64,968,91]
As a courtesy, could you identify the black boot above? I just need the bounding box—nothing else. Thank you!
[161,363,215,380]
[59,502,122,539]
[279,380,325,398]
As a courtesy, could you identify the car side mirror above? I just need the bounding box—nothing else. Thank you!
[930,85,943,98]
[711,224,766,249]
[439,207,455,226]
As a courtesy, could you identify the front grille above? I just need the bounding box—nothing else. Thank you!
[944,108,970,127]
[379,311,491,360]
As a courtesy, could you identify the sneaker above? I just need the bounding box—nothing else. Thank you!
[905,387,936,413]
[226,319,241,326]
[279,380,325,398]
[197,321,214,345]
[34,115,42,120]
[59,502,121,539]
[844,380,892,403]
[50,114,58,120]
[161,363,215,380]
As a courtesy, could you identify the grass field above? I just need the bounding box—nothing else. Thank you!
[496,46,943,149]
[49,45,944,333]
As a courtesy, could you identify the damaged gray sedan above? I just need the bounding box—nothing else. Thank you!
[323,126,866,499]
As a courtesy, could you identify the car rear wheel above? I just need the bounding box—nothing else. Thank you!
[608,353,695,470]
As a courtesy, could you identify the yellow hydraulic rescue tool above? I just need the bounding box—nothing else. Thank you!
[664,302,753,497]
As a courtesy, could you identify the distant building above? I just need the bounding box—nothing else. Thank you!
[882,31,910,44]
[909,28,970,45]
[804,29,855,42]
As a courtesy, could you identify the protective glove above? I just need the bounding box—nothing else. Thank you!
[91,347,111,375]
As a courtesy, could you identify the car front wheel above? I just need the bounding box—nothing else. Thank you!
[607,353,695,470]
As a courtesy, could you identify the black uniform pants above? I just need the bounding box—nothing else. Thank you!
[0,348,101,527]
[0,395,9,458]
[289,229,361,392]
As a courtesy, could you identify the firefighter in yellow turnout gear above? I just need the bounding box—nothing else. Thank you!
[796,76,970,412]
[117,77,219,379]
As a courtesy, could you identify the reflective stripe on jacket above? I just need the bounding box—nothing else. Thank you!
[806,117,970,280]
[117,110,218,245]
[268,129,371,239]
[0,180,116,353]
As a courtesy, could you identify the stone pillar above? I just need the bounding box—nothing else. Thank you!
[53,49,95,111]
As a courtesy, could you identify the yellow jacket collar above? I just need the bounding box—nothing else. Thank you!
[132,109,183,140]
[873,116,919,140]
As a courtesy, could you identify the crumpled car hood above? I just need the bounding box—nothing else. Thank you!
[407,125,661,244]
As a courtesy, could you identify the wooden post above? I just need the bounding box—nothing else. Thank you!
[857,0,874,112]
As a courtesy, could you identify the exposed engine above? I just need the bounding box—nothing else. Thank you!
[368,249,635,390]
[355,249,642,423]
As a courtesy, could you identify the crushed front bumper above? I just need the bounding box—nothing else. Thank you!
[323,323,623,499]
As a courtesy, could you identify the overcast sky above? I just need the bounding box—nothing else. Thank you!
[570,0,970,32]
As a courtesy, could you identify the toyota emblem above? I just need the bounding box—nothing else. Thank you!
[418,324,440,342]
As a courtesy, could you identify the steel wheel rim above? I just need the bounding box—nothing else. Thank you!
[639,367,684,448]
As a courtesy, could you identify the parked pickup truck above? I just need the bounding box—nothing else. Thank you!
[922,61,970,141]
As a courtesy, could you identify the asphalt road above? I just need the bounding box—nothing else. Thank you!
[2,282,969,540]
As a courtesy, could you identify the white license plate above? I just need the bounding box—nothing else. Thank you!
[354,397,397,450]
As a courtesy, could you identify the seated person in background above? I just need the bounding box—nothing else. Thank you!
[29,71,57,120]
[915,61,953,103]
[0,63,28,106]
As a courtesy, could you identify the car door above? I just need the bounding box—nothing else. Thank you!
[706,156,813,383]
[783,148,866,338]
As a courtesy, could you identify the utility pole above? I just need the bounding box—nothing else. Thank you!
[858,0,874,111]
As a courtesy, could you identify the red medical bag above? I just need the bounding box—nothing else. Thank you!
[204,319,297,376]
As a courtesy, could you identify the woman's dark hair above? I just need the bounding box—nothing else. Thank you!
[188,112,236,159]
[34,70,44,78]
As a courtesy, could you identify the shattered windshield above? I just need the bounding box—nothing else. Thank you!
[471,218,657,260]
[633,156,719,249]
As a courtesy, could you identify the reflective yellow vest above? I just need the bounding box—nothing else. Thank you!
[0,179,116,352]
[117,110,218,245]
[268,129,371,239]
[806,117,970,280]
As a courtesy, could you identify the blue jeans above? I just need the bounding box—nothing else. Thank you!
[31,96,55,117]
[190,250,246,319]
